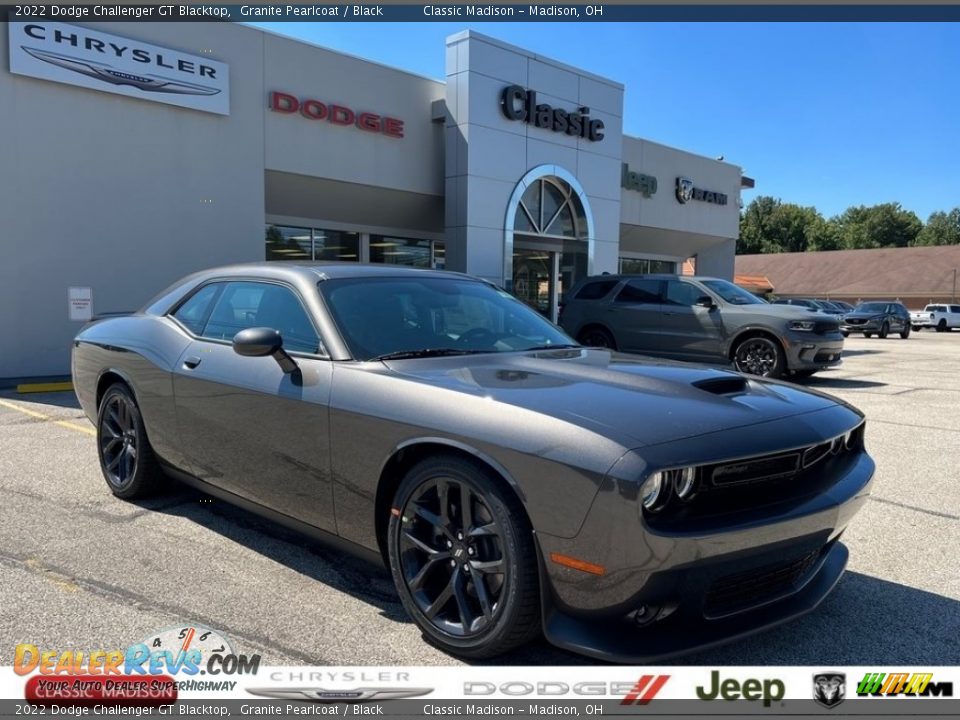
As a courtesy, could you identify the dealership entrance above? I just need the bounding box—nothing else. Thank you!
[507,170,591,322]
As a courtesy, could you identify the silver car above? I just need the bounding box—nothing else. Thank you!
[560,274,844,379]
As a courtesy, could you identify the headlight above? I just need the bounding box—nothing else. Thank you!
[639,472,665,511]
[674,467,697,499]
[788,320,816,332]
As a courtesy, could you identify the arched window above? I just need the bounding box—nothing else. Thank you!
[513,176,588,240]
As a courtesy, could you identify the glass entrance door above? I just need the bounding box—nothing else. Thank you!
[513,247,559,321]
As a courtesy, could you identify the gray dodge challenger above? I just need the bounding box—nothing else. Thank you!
[72,263,874,661]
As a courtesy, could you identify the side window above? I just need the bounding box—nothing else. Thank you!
[574,280,619,301]
[172,283,222,335]
[664,280,704,307]
[951,306,960,314]
[615,279,661,304]
[203,282,321,354]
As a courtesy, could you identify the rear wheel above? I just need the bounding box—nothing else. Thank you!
[577,326,616,350]
[387,456,540,658]
[96,383,164,499]
[879,322,889,339]
[733,335,786,379]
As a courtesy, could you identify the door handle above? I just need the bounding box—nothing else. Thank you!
[183,356,202,370]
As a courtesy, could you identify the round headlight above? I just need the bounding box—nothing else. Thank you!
[844,429,855,450]
[674,467,697,499]
[640,472,665,511]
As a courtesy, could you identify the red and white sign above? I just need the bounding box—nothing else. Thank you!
[268,91,404,138]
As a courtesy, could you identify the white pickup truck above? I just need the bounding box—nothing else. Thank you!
[910,304,960,331]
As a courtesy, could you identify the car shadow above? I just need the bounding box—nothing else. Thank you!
[793,377,888,390]
[0,390,82,410]
[132,485,958,666]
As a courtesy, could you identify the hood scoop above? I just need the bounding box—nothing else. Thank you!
[692,375,749,396]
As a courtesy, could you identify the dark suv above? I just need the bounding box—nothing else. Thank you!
[840,301,911,339]
[560,274,844,379]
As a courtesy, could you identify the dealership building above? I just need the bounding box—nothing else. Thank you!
[1,20,750,384]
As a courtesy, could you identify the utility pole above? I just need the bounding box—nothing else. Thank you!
[954,268,957,303]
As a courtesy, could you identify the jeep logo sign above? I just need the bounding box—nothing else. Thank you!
[621,164,657,197]
[696,671,785,707]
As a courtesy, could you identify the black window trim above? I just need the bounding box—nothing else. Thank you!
[166,277,329,359]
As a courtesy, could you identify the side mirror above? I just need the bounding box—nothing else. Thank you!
[695,296,715,309]
[233,327,298,374]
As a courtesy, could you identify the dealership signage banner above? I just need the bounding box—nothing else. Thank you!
[8,22,230,115]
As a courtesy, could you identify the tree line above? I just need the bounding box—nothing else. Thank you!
[737,196,960,255]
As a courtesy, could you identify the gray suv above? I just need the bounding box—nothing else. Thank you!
[560,274,844,378]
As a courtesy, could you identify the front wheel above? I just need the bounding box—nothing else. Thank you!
[577,326,616,350]
[879,322,889,339]
[864,332,873,338]
[387,456,540,659]
[900,325,911,339]
[96,383,164,499]
[733,336,786,379]
[841,331,850,338]
[937,319,947,332]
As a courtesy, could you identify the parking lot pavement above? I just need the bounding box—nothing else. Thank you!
[1,332,958,667]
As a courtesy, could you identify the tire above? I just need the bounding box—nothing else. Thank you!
[911,325,920,331]
[577,326,616,350]
[864,332,873,338]
[937,319,947,333]
[387,456,540,659]
[733,335,786,379]
[900,325,911,339]
[841,331,850,338]
[879,322,889,339]
[96,383,164,499]
[791,369,817,379]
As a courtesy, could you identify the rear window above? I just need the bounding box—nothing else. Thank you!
[615,279,661,304]
[574,280,619,301]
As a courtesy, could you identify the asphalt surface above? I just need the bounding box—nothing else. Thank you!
[1,331,958,667]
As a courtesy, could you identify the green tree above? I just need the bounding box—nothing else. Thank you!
[913,208,960,246]
[833,203,922,249]
[738,196,831,254]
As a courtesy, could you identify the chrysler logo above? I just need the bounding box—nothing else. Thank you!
[21,46,221,96]
[246,687,433,703]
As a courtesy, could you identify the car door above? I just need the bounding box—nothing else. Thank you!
[170,279,336,533]
[658,279,726,361]
[604,278,663,353]
[951,306,960,328]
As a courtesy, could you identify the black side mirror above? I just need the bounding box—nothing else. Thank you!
[695,296,715,308]
[233,327,298,374]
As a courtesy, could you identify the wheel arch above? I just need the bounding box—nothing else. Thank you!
[95,368,139,409]
[727,326,785,360]
[576,322,616,347]
[374,438,528,562]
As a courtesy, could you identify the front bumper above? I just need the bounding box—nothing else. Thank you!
[535,406,873,662]
[841,319,882,333]
[781,332,843,370]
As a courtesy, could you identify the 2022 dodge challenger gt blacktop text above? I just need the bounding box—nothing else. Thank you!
[72,263,874,661]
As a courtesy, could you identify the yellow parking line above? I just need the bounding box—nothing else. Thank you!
[0,398,96,436]
[16,381,74,393]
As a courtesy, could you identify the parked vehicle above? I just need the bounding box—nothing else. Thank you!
[773,298,844,314]
[72,263,873,662]
[815,300,849,315]
[840,301,911,339]
[830,301,855,312]
[910,304,960,332]
[561,275,844,379]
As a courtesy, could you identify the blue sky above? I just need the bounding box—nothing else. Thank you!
[250,22,960,222]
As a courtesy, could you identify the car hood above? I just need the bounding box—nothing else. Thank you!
[843,312,883,320]
[384,349,844,448]
[749,304,831,320]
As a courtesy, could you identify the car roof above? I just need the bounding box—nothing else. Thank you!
[579,273,719,282]
[192,261,480,283]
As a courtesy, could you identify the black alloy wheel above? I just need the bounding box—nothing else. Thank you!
[733,336,785,378]
[578,326,616,350]
[387,456,539,658]
[879,322,889,339]
[97,384,163,499]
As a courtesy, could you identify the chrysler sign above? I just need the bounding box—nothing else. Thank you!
[8,22,230,115]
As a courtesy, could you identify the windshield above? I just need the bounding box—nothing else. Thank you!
[701,279,766,305]
[856,302,888,313]
[319,276,575,360]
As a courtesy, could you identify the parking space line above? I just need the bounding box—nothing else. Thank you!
[0,398,95,437]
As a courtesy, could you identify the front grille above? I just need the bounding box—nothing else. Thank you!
[813,320,840,334]
[704,549,821,618]
[846,318,865,325]
[709,453,800,487]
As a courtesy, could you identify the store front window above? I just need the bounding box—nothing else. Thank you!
[265,225,359,262]
[507,168,593,322]
[618,257,678,275]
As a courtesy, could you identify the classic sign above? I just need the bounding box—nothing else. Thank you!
[500,85,604,141]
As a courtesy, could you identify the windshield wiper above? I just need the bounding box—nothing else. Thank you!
[522,344,582,352]
[371,348,491,361]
